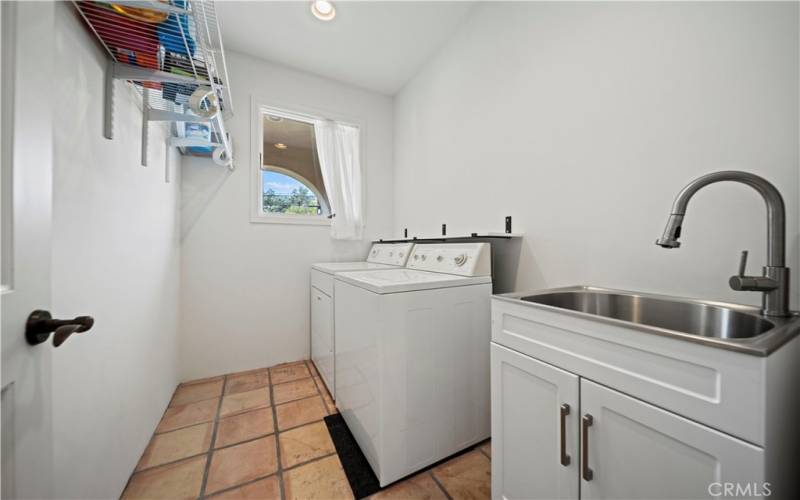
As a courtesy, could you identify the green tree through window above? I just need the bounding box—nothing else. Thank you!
[262,172,321,215]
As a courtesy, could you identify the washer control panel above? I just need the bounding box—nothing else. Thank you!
[407,243,491,276]
[367,243,415,266]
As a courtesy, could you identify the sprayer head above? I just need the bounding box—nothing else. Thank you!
[655,214,684,248]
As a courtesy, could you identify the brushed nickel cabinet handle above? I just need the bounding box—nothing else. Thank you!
[582,413,594,481]
[560,403,571,466]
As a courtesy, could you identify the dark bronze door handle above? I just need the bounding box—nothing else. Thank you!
[25,310,94,347]
[560,403,571,466]
[582,413,594,481]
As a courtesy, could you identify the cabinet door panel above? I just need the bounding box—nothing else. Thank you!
[581,379,764,500]
[311,287,334,398]
[491,343,579,500]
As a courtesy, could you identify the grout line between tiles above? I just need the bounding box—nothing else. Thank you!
[475,438,492,461]
[168,393,223,408]
[124,363,352,500]
[309,372,336,414]
[198,375,227,499]
[271,375,314,387]
[276,415,328,435]
[429,469,454,500]
[281,450,337,472]
[198,452,338,498]
[153,413,218,435]
[273,391,323,410]
[212,429,276,451]
[121,378,216,496]
[202,471,280,499]
[267,371,287,500]
[133,450,210,475]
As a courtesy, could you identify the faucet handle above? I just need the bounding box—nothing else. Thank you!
[737,250,749,276]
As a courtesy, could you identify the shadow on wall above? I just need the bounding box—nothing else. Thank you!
[180,156,233,239]
[514,239,547,293]
[792,230,800,308]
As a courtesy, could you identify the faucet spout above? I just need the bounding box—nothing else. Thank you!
[655,170,790,317]
[656,214,684,248]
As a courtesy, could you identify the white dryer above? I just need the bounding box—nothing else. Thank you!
[310,242,414,399]
[333,243,492,486]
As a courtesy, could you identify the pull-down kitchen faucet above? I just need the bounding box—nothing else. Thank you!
[656,170,790,317]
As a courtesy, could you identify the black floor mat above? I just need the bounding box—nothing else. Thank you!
[324,413,381,499]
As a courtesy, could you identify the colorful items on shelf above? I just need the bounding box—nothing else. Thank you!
[83,3,161,88]
[182,122,214,155]
[109,2,168,23]
[157,0,196,56]
[161,52,203,104]
[79,1,199,90]
[76,1,228,163]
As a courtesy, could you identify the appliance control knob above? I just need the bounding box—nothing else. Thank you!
[372,250,378,256]
[454,254,468,266]
[436,255,443,262]
[413,255,419,260]
[399,252,404,258]
[421,254,427,261]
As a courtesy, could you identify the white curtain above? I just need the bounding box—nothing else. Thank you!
[314,119,363,240]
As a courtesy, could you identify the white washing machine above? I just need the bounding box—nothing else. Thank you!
[333,243,492,486]
[310,243,414,399]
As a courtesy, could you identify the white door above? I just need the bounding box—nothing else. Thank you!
[491,343,579,500]
[580,379,765,500]
[2,2,57,498]
[310,287,334,397]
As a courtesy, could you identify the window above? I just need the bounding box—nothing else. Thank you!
[262,170,325,215]
[252,108,331,224]
[251,103,363,235]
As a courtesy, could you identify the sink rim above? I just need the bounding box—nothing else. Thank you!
[494,285,800,357]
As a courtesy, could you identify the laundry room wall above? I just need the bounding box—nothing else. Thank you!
[179,51,394,380]
[49,3,182,498]
[393,1,800,308]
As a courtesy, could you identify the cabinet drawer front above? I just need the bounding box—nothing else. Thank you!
[491,299,764,445]
[311,269,333,297]
[580,379,764,500]
[491,343,579,500]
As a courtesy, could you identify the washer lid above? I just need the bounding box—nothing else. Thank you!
[335,268,492,294]
[312,261,398,275]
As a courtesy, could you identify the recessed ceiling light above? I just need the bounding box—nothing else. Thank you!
[311,0,335,21]
[274,143,288,150]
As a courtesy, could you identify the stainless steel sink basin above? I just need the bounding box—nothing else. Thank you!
[521,290,774,339]
[496,286,800,355]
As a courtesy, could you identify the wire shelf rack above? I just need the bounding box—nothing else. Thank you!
[72,0,234,173]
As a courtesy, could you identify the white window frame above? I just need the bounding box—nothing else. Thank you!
[250,97,366,226]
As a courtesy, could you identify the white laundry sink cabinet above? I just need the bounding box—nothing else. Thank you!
[490,294,799,499]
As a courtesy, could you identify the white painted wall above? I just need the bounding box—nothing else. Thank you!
[394,1,800,308]
[49,4,181,497]
[180,51,394,380]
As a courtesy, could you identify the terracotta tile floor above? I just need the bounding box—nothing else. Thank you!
[122,360,491,500]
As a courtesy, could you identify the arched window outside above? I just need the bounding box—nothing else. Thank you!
[262,168,330,216]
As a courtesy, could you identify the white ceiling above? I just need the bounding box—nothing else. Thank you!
[216,1,478,95]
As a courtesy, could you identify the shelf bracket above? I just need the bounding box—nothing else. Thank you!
[112,61,211,85]
[104,58,114,139]
[148,109,210,124]
[141,88,149,167]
